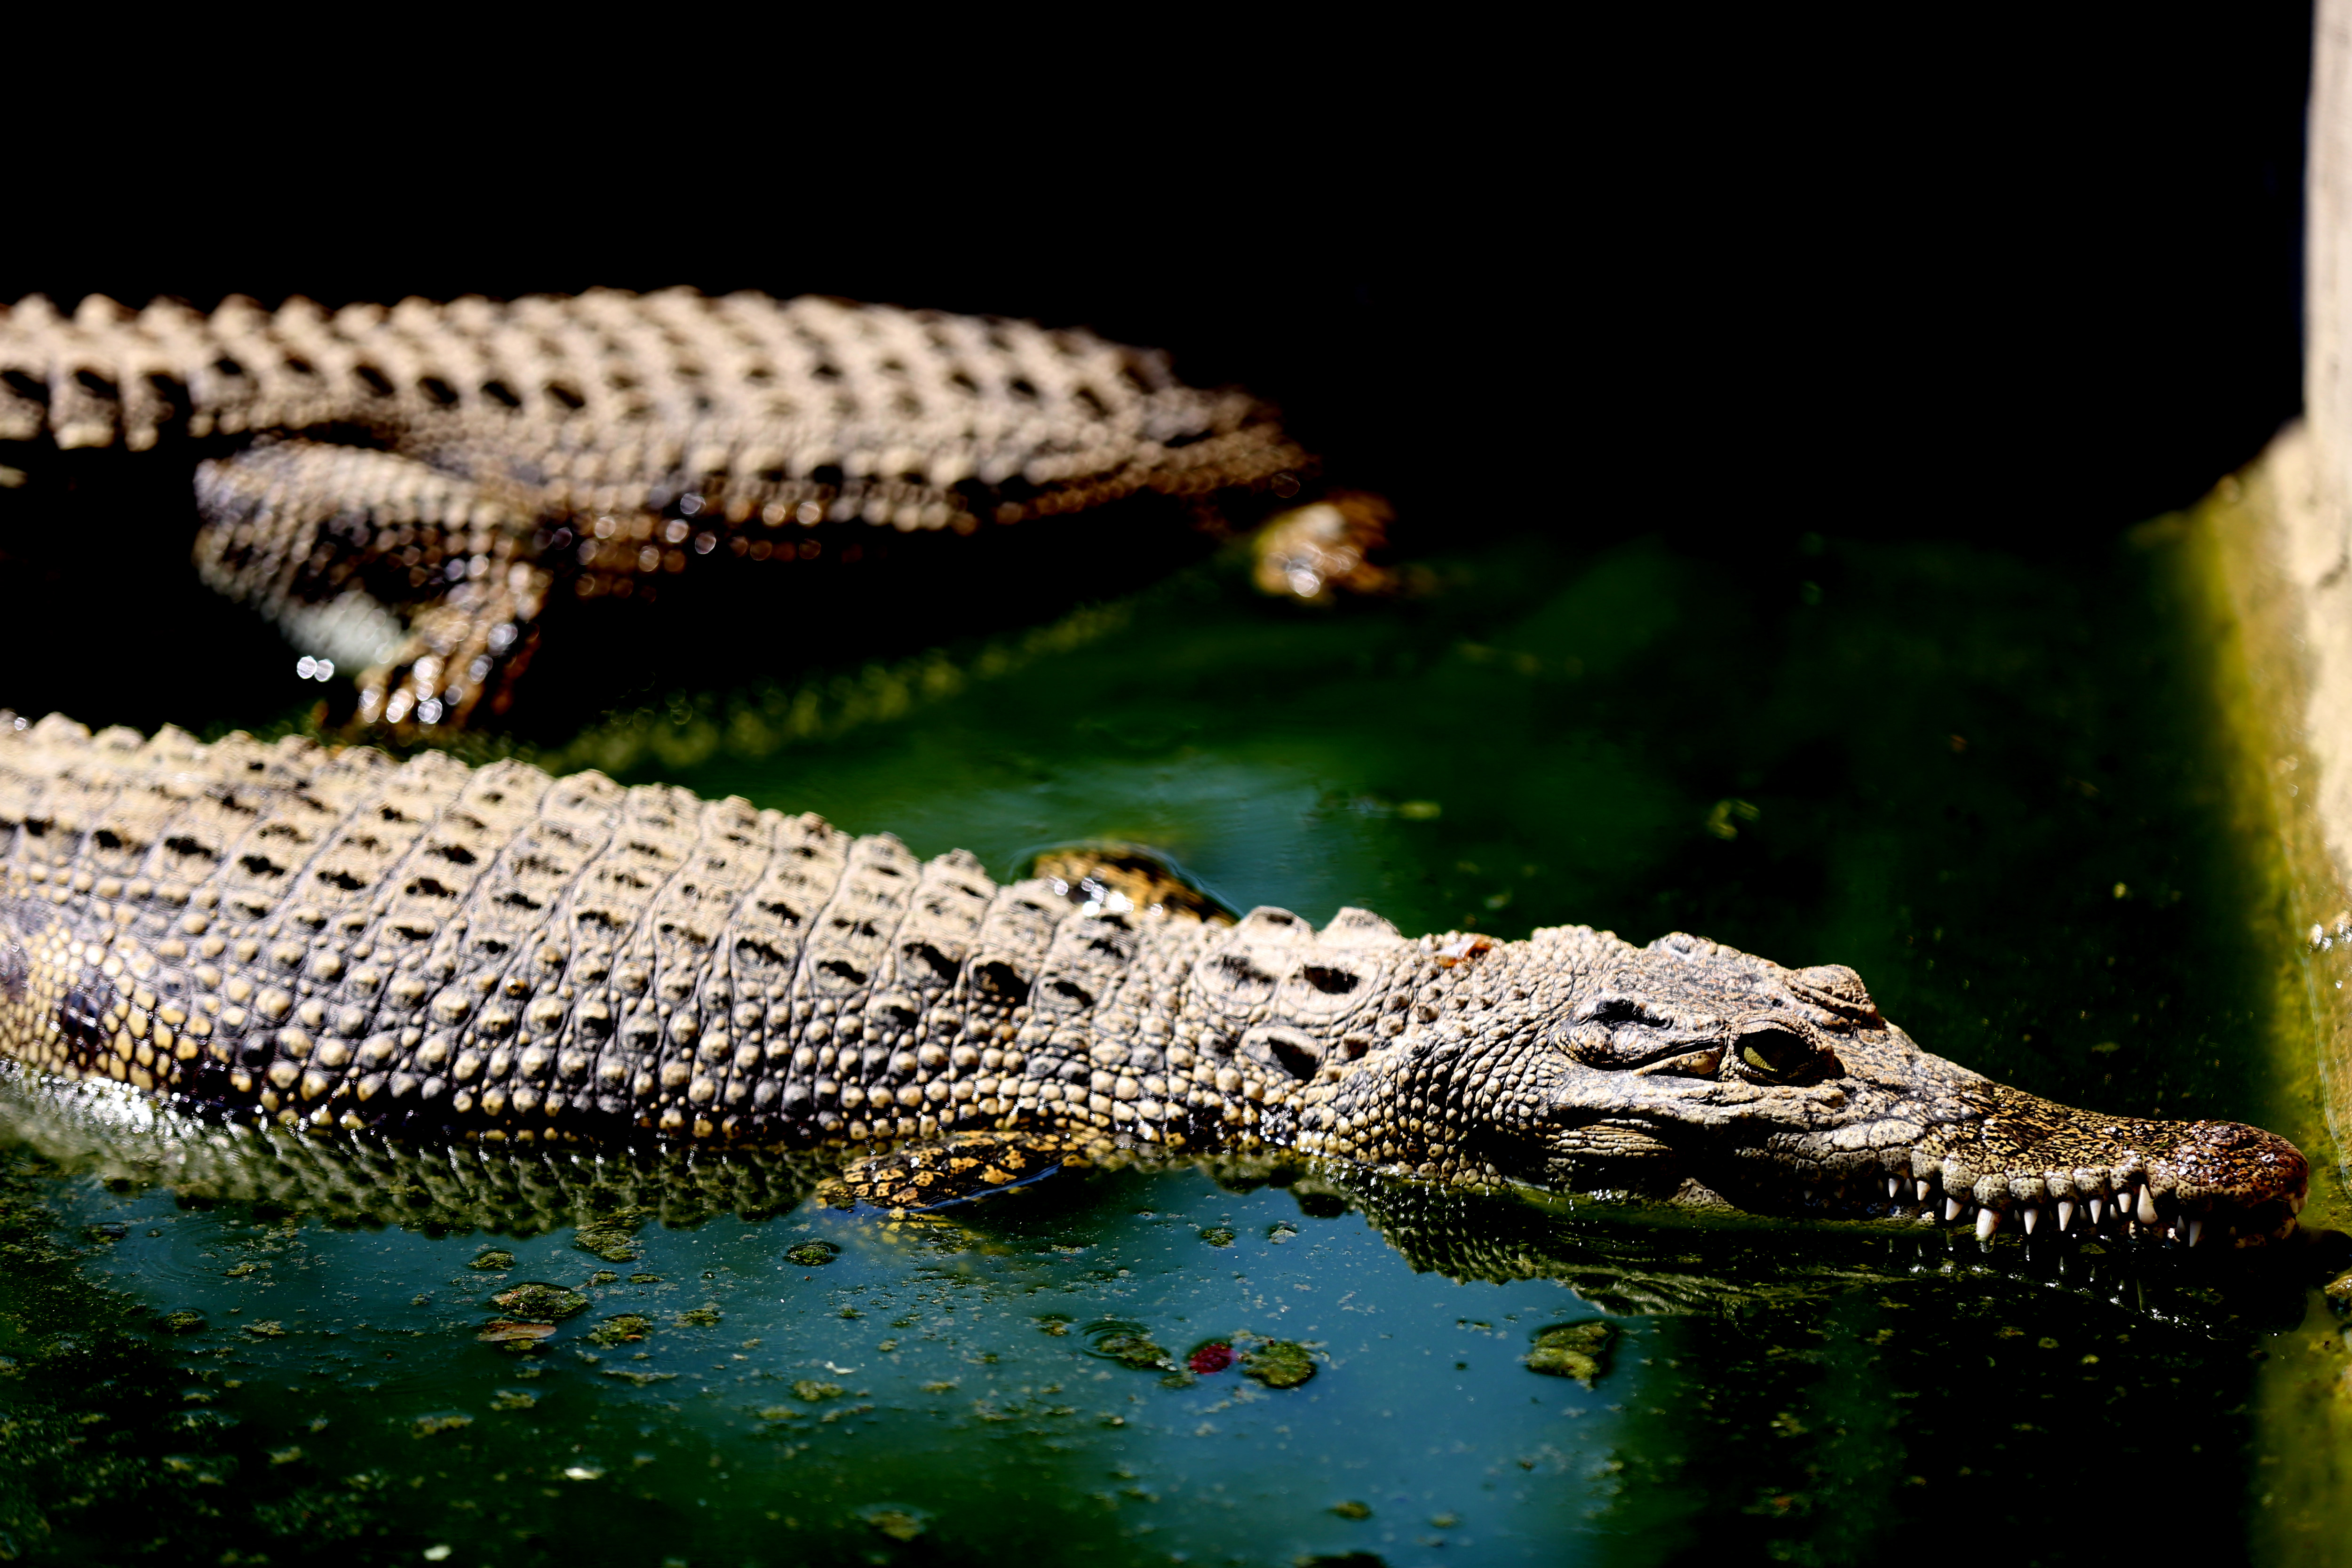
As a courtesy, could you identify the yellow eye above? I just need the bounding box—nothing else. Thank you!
[1737,1027,1810,1078]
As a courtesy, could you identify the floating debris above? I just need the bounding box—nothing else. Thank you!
[601,1369,676,1387]
[1084,1321,1174,1371]
[573,1223,641,1264]
[412,1414,473,1438]
[1331,1500,1373,1520]
[166,1409,237,1433]
[585,1315,654,1348]
[160,1453,236,1484]
[476,1321,557,1345]
[468,1250,516,1272]
[1239,1339,1316,1388]
[490,1283,589,1321]
[793,1380,845,1402]
[489,1390,537,1411]
[242,1320,286,1338]
[785,1240,841,1267]
[1526,1321,1616,1386]
[1199,1227,1236,1247]
[157,1310,207,1335]
[1188,1340,1235,1375]
[676,1304,723,1327]
[858,1505,930,1542]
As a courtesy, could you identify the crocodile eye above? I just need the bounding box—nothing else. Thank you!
[1735,1026,1812,1079]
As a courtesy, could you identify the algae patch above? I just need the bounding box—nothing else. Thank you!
[490,1282,589,1321]
[1526,1320,1616,1386]
[585,1314,654,1348]
[573,1222,643,1264]
[1238,1337,1316,1389]
[1083,1320,1174,1371]
[858,1504,930,1541]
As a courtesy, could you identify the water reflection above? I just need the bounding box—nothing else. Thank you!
[0,1079,2320,1566]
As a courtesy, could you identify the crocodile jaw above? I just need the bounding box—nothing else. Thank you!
[1539,1022,2310,1246]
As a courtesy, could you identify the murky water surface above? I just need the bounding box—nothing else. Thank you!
[0,524,2340,1565]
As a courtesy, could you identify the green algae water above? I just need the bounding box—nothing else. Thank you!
[0,523,2339,1566]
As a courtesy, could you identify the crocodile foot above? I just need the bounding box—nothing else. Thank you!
[1027,843,1234,925]
[1251,492,1398,602]
[353,572,548,729]
[819,1130,1101,1213]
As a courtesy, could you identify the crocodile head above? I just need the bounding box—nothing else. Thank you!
[1307,929,2308,1248]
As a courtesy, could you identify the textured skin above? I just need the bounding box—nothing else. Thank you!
[0,714,2309,1247]
[0,289,1304,726]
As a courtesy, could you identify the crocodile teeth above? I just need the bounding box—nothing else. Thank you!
[2057,1200,2074,1231]
[1944,1196,1964,1222]
[1976,1206,2000,1240]
[1888,1176,1901,1199]
[2188,1218,2204,1248]
[1916,1180,1931,1203]
[2137,1186,2160,1226]
[2022,1205,2040,1235]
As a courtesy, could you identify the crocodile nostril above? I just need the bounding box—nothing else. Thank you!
[1571,995,1642,1026]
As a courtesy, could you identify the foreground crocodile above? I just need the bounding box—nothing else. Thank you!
[0,714,2309,1250]
[0,289,1319,728]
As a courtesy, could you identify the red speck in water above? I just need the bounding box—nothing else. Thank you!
[1188,1341,1234,1374]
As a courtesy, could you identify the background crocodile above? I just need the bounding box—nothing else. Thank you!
[0,289,1331,732]
[0,712,2308,1250]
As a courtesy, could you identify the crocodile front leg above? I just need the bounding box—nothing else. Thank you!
[191,440,551,727]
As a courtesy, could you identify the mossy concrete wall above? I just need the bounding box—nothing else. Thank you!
[2218,3,2352,1184]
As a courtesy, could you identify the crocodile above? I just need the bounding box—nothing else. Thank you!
[0,713,2310,1250]
[0,288,1319,729]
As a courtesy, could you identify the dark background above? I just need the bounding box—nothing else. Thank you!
[2,9,2315,552]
